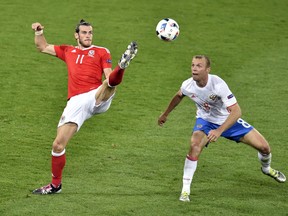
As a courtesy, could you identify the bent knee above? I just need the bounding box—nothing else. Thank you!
[259,145,271,155]
[188,142,203,157]
[52,139,65,153]
[95,85,115,105]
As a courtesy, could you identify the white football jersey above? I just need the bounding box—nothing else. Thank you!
[180,74,237,125]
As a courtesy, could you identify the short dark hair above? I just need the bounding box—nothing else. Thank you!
[75,19,91,33]
[193,55,211,68]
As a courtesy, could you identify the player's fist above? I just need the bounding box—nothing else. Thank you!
[32,22,44,31]
[158,114,167,126]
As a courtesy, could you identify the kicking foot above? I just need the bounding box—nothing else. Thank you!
[118,41,138,69]
[32,183,62,195]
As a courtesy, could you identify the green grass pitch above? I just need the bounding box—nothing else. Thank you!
[0,0,287,215]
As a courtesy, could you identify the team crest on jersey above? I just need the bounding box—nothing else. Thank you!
[191,93,196,98]
[88,50,95,57]
[209,94,218,101]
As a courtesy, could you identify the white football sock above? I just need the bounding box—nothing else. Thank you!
[181,157,198,194]
[258,152,271,173]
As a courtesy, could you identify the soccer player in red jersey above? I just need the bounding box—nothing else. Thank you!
[31,20,138,194]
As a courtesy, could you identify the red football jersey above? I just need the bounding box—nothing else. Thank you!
[54,45,112,99]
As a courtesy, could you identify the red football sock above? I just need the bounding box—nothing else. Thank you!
[51,152,66,187]
[108,65,125,87]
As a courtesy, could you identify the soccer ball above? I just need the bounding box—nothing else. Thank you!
[156,18,180,41]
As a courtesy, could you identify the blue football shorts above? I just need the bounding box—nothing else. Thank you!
[193,118,254,142]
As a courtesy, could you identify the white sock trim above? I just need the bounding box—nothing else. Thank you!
[52,149,66,157]
[107,78,113,87]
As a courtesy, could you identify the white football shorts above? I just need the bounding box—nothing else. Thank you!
[57,87,115,131]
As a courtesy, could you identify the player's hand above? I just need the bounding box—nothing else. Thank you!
[158,114,167,126]
[32,22,44,31]
[207,129,221,142]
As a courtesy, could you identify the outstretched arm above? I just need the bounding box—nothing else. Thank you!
[31,22,56,56]
[158,90,184,126]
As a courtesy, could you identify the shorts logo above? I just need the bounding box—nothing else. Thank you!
[106,59,112,63]
[197,124,203,128]
[60,115,65,123]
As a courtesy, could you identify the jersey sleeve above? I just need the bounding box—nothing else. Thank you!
[180,78,192,96]
[54,45,69,61]
[100,48,112,69]
[216,78,237,107]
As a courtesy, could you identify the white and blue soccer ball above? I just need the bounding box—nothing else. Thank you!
[156,18,180,41]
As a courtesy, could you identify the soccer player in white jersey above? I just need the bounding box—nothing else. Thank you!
[158,55,286,202]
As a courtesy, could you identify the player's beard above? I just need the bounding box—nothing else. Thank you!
[79,38,92,48]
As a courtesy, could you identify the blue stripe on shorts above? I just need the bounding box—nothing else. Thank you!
[193,118,254,142]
